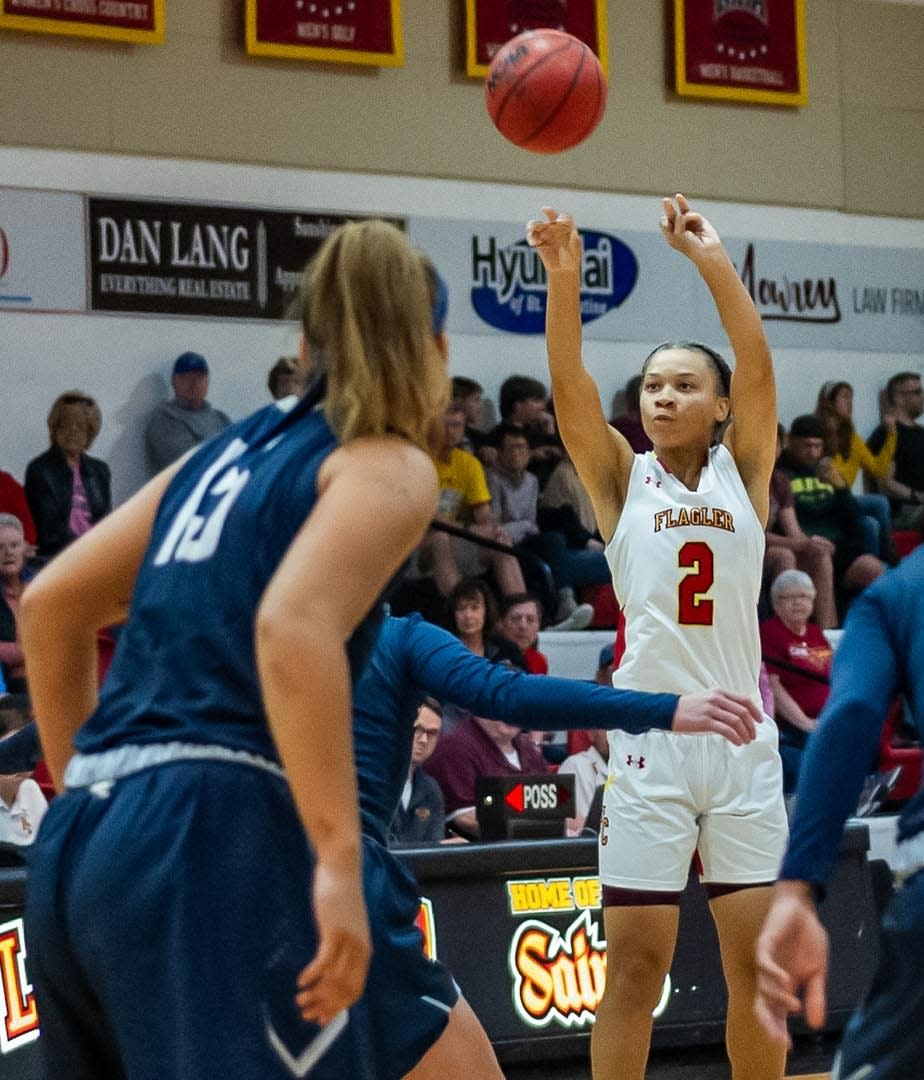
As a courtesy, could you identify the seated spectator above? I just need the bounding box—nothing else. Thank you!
[816,380,897,563]
[446,578,526,669]
[388,698,446,847]
[498,593,548,674]
[0,514,32,694]
[266,356,308,401]
[558,729,609,833]
[25,391,111,561]
[540,447,599,538]
[416,403,526,600]
[778,414,883,605]
[0,771,47,847]
[0,471,36,551]
[451,375,491,454]
[764,423,836,629]
[866,370,924,534]
[760,570,833,794]
[145,352,230,474]
[482,375,563,484]
[609,374,653,453]
[424,710,549,839]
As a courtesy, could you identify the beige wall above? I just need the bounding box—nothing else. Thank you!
[1,1,922,216]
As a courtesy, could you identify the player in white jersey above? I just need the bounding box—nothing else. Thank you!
[528,196,787,1080]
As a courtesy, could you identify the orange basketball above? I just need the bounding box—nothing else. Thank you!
[484,29,607,154]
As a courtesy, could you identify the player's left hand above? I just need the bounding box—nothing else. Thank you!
[526,208,583,275]
[660,194,723,260]
[755,882,830,1048]
[672,688,760,745]
[294,859,371,1027]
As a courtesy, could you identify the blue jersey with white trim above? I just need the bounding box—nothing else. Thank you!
[75,388,382,761]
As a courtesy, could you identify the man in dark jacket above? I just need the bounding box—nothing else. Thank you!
[388,697,445,847]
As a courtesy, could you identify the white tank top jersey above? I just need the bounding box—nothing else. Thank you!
[605,444,765,710]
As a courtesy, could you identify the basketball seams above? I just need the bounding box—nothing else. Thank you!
[490,36,577,128]
[521,43,589,150]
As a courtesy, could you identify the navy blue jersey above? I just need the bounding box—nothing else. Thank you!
[352,614,678,846]
[781,547,924,887]
[76,388,380,762]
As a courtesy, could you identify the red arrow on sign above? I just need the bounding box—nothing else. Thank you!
[505,783,525,813]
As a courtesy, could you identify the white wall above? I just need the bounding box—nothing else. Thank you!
[1,147,922,503]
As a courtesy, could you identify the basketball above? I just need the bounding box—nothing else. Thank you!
[484,29,607,154]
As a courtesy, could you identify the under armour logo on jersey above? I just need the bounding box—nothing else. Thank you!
[154,438,251,566]
[644,475,662,488]
[626,755,645,769]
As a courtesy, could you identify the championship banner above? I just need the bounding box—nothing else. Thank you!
[88,196,404,320]
[245,0,403,67]
[673,0,807,106]
[465,0,608,78]
[0,0,164,45]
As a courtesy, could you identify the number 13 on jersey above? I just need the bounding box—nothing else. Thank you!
[678,540,715,626]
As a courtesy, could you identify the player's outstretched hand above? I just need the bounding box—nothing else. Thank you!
[660,194,723,263]
[526,207,583,275]
[672,689,761,745]
[755,882,830,1048]
[295,859,371,1027]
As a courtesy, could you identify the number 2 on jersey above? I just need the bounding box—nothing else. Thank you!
[677,540,715,626]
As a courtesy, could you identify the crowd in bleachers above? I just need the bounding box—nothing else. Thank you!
[0,357,922,847]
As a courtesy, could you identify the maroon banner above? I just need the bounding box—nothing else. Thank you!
[674,0,807,106]
[465,0,607,77]
[0,0,162,43]
[245,0,403,67]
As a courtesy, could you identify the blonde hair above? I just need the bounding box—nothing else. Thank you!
[47,391,102,449]
[296,220,448,451]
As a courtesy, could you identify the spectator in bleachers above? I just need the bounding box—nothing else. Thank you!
[609,374,653,453]
[764,423,837,629]
[446,578,526,670]
[145,351,230,475]
[0,471,36,552]
[450,375,491,455]
[498,593,548,674]
[483,375,563,484]
[0,514,31,695]
[760,569,833,794]
[778,414,883,606]
[866,370,924,534]
[416,403,526,601]
[487,424,599,628]
[266,356,308,401]
[815,380,897,564]
[540,446,599,537]
[25,391,111,561]
[387,698,446,847]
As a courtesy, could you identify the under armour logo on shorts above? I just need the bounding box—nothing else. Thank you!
[626,755,646,769]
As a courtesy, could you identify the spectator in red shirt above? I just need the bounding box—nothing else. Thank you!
[760,569,833,793]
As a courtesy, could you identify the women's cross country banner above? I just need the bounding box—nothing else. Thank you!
[0,0,163,44]
[245,0,404,67]
[465,0,608,78]
[673,0,807,106]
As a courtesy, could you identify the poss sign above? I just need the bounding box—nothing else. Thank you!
[476,775,575,841]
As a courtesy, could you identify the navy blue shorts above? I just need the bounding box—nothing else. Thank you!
[832,867,924,1080]
[26,758,457,1080]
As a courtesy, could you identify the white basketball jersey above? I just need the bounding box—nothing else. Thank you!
[605,445,765,707]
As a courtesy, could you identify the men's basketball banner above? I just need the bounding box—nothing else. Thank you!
[674,0,807,106]
[0,0,163,44]
[245,0,403,67]
[465,0,608,78]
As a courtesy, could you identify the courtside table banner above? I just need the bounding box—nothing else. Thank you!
[674,0,807,106]
[465,0,608,78]
[0,0,163,44]
[245,0,403,66]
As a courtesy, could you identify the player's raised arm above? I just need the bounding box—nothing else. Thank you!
[528,208,635,541]
[256,436,437,1026]
[661,194,777,523]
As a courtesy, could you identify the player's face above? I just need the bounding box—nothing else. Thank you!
[0,527,25,578]
[640,350,728,450]
[501,601,540,651]
[454,594,486,638]
[411,705,442,767]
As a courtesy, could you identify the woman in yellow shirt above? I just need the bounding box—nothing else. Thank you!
[816,380,897,563]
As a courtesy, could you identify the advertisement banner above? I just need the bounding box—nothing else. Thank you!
[0,187,87,313]
[0,0,163,44]
[245,0,403,67]
[674,0,807,106]
[88,197,404,320]
[465,0,608,77]
[409,216,924,354]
